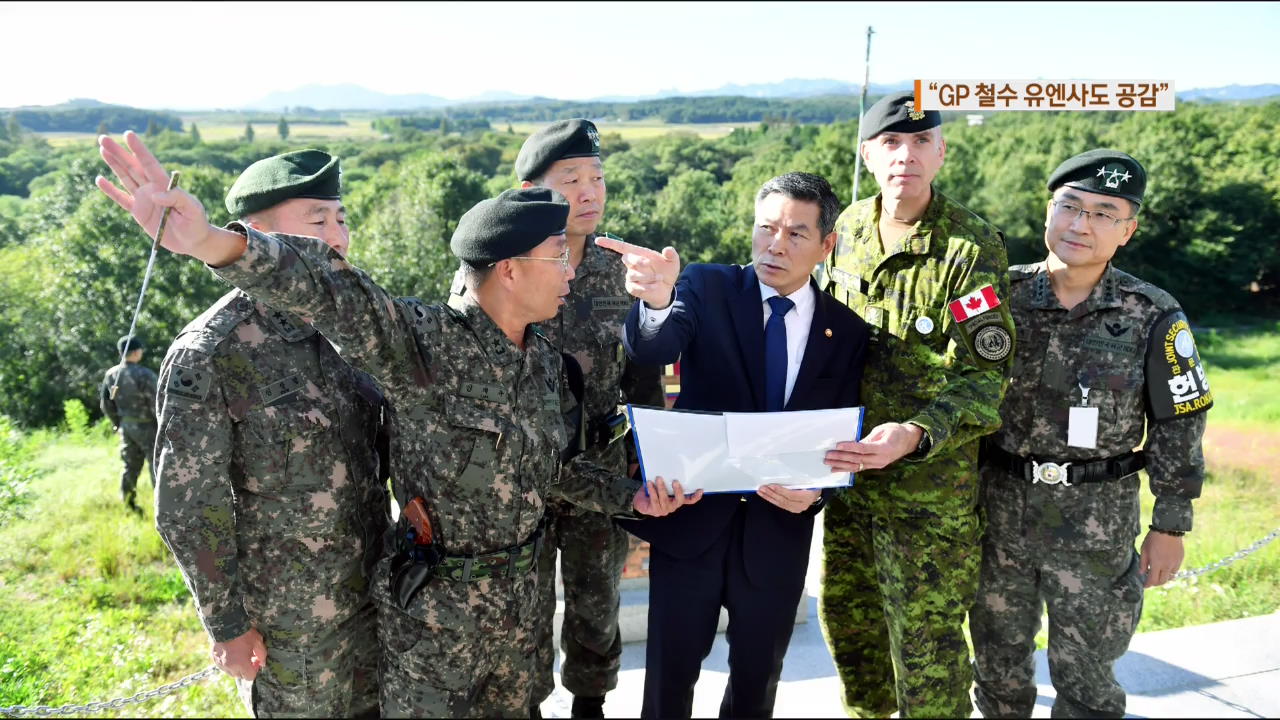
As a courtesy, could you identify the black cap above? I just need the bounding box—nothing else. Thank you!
[117,334,144,355]
[515,119,601,181]
[859,91,942,141]
[1047,149,1147,206]
[450,187,570,266]
[225,149,341,217]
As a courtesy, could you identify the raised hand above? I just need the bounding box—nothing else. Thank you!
[96,131,245,266]
[594,236,680,310]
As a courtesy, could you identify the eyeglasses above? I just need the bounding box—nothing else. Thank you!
[496,246,572,272]
[1050,199,1134,232]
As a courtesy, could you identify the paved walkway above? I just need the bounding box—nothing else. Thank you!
[542,600,1279,718]
[540,522,1279,718]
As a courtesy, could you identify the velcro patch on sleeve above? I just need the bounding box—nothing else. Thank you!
[1146,310,1213,420]
[167,363,213,402]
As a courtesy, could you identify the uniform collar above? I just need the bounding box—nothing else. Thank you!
[869,187,944,258]
[255,302,317,342]
[447,293,528,367]
[1029,261,1124,314]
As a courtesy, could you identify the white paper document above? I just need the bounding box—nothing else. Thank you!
[627,405,865,494]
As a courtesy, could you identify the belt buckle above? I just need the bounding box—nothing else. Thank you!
[1031,460,1072,486]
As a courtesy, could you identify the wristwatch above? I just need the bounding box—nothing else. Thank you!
[908,423,932,457]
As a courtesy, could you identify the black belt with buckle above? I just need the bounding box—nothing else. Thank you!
[986,444,1146,486]
[432,530,544,582]
[587,412,629,449]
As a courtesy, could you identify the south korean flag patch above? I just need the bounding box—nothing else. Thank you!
[1146,309,1213,420]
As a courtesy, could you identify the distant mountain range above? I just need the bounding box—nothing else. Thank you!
[1177,84,1280,102]
[6,80,1277,115]
[239,78,915,111]
[238,79,1279,112]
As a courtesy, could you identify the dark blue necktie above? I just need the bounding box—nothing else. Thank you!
[765,295,794,412]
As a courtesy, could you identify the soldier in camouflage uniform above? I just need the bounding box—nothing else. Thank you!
[461,119,664,719]
[95,130,697,719]
[98,333,158,513]
[818,92,1017,717]
[972,150,1210,718]
[147,149,391,718]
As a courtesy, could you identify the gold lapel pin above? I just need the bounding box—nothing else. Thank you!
[825,328,833,338]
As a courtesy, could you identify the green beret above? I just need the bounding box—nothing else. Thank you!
[1047,149,1147,206]
[225,149,341,217]
[450,187,569,266]
[117,334,144,354]
[515,119,601,181]
[859,91,941,141]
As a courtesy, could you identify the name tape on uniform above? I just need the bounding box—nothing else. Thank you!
[913,80,1175,112]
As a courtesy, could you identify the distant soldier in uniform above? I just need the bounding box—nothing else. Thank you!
[471,119,664,719]
[819,91,1017,717]
[98,333,158,513]
[972,150,1211,718]
[139,148,391,718]
[95,130,698,719]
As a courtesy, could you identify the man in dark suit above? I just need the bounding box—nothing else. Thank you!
[597,172,871,718]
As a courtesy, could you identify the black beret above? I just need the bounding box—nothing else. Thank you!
[859,91,942,141]
[515,119,601,181]
[1047,149,1147,206]
[450,187,569,266]
[225,149,341,217]
[117,334,144,354]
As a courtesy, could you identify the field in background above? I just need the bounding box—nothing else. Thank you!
[37,117,754,147]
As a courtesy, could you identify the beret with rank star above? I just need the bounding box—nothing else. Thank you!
[224,149,342,217]
[1047,149,1147,206]
[450,187,570,266]
[515,118,602,181]
[859,90,942,141]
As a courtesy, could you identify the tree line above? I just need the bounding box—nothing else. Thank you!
[0,102,1276,427]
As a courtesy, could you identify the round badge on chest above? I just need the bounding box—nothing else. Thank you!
[915,316,934,335]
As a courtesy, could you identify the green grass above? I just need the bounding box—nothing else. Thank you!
[1196,319,1280,428]
[0,431,244,717]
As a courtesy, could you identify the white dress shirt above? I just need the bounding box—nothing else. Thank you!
[638,279,815,406]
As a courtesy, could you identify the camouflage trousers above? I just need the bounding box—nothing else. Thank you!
[819,494,983,718]
[117,421,156,502]
[971,536,1143,718]
[235,602,379,718]
[376,572,540,718]
[532,497,629,703]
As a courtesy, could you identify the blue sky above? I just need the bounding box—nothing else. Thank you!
[1,1,1277,109]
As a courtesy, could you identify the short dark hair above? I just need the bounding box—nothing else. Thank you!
[460,260,494,291]
[755,172,841,237]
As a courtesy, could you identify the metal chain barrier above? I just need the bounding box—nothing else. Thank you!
[1171,527,1280,581]
[0,665,220,718]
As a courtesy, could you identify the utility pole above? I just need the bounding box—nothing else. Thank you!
[852,25,875,203]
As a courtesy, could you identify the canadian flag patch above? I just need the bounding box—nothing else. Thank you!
[949,285,1001,323]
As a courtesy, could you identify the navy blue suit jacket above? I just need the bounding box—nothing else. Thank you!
[619,263,870,587]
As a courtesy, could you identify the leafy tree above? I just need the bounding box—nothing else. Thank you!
[243,122,255,143]
[277,116,290,140]
[347,152,489,299]
[96,120,109,137]
[145,117,158,137]
[6,115,20,140]
[190,123,201,143]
